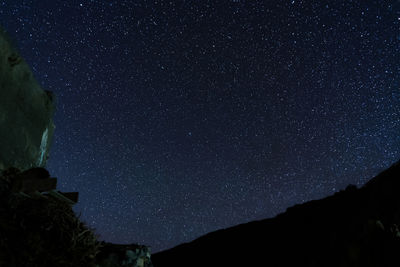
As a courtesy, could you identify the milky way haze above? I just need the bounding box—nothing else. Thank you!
[1,0,399,252]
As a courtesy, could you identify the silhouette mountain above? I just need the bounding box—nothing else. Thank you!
[152,160,400,267]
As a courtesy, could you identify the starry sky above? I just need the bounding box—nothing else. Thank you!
[1,0,400,252]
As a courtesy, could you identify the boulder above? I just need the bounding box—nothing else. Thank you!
[95,243,153,267]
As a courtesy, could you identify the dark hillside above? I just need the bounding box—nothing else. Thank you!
[152,160,400,267]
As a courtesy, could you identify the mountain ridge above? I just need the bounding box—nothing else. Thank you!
[152,160,400,267]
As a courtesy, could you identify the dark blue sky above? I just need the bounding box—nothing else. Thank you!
[1,0,399,252]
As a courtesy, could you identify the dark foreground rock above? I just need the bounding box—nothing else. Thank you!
[0,168,153,267]
[0,168,98,267]
[152,160,400,267]
[95,242,152,267]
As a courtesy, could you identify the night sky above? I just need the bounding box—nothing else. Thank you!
[1,0,400,252]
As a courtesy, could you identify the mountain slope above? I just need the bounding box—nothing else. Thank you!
[152,160,400,267]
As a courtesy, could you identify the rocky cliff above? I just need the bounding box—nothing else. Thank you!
[0,27,152,267]
[0,27,55,171]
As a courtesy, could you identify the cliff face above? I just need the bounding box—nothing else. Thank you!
[0,28,153,266]
[0,27,55,171]
[152,160,400,267]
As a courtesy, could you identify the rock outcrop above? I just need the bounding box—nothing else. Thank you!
[95,243,152,267]
[152,160,400,267]
[0,27,152,267]
[0,27,55,171]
